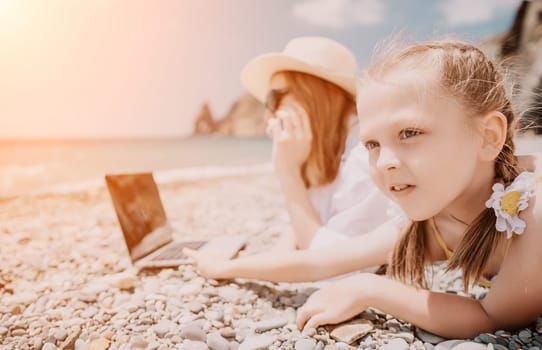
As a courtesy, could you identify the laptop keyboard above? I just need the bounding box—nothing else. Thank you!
[150,241,206,261]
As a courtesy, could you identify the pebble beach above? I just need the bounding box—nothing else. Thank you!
[1,136,542,350]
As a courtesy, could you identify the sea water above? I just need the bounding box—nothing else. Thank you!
[0,136,272,198]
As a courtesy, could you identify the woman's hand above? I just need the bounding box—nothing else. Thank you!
[183,248,231,280]
[268,103,312,176]
[296,274,376,330]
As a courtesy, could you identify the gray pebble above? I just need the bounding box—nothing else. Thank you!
[519,330,532,344]
[207,310,224,322]
[11,329,26,337]
[217,286,243,304]
[479,333,498,344]
[254,318,288,333]
[292,294,308,307]
[334,342,351,350]
[180,322,207,342]
[495,331,511,338]
[302,327,317,337]
[416,328,446,345]
[295,338,317,350]
[491,345,508,350]
[230,340,240,350]
[131,335,148,348]
[495,336,510,347]
[219,327,236,338]
[53,327,68,341]
[153,319,176,338]
[182,340,209,350]
[147,341,160,350]
[188,301,205,314]
[381,338,409,350]
[452,342,488,350]
[508,340,522,350]
[81,306,98,318]
[34,336,43,350]
[394,332,414,344]
[435,340,465,350]
[42,343,57,350]
[238,334,278,350]
[178,283,203,297]
[207,332,230,350]
[235,328,252,343]
[74,339,86,350]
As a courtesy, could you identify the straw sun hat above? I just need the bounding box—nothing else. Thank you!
[241,36,358,103]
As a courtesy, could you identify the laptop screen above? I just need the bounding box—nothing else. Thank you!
[105,173,173,261]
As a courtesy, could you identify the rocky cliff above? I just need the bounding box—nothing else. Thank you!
[479,0,542,133]
[193,93,266,137]
[193,103,218,135]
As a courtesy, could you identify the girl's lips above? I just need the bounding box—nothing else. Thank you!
[389,184,416,196]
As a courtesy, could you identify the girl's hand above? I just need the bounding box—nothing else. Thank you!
[268,103,312,175]
[183,248,230,280]
[296,274,375,330]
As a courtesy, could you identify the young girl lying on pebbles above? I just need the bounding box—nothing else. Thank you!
[295,40,542,339]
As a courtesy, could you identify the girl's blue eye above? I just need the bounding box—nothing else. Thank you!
[364,141,379,150]
[399,129,422,139]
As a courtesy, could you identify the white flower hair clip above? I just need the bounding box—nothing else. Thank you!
[485,171,537,239]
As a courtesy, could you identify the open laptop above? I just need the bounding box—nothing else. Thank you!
[105,173,247,269]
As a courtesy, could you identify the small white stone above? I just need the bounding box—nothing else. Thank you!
[381,338,409,350]
[42,343,57,350]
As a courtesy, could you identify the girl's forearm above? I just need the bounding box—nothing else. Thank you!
[219,222,399,283]
[221,250,322,283]
[365,276,493,339]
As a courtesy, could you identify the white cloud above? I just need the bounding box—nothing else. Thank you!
[292,0,385,29]
[440,0,521,26]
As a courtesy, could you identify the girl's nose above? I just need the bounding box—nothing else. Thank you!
[376,147,400,171]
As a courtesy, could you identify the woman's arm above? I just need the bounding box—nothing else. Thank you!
[277,169,322,249]
[270,105,322,249]
[184,219,401,283]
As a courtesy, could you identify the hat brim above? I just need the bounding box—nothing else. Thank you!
[241,53,356,103]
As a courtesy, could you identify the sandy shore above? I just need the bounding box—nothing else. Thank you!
[1,172,542,350]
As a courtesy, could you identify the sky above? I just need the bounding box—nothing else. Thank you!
[0,0,523,139]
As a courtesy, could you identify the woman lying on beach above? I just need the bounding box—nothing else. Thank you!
[184,37,400,281]
[241,37,400,249]
[239,36,396,252]
[294,40,542,338]
[184,36,401,281]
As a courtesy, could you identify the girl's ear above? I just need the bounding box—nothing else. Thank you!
[477,111,508,161]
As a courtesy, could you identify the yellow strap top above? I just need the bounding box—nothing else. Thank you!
[432,174,542,256]
[429,174,542,287]
[429,217,514,288]
[431,174,541,287]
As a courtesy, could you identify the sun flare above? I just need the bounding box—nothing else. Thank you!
[0,0,26,30]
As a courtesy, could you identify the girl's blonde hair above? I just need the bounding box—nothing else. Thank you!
[279,71,356,188]
[364,41,520,290]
